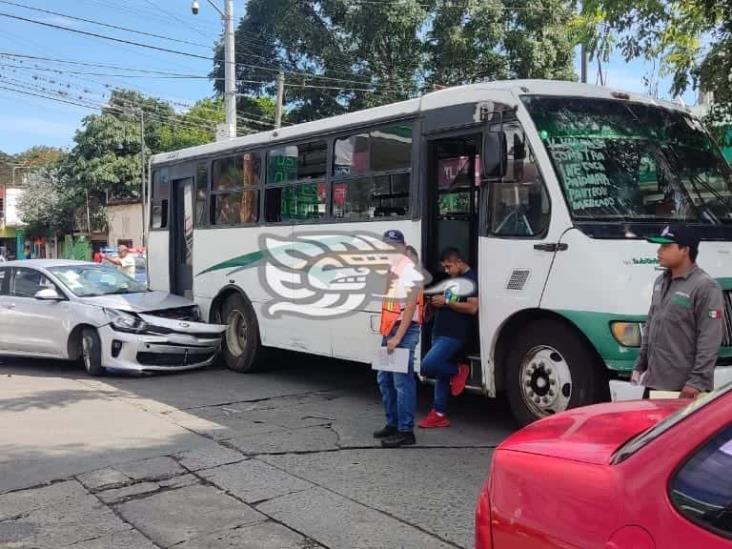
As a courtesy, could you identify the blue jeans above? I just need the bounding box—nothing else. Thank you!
[420,336,464,414]
[376,322,420,432]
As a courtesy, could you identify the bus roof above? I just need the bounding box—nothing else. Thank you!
[150,79,689,166]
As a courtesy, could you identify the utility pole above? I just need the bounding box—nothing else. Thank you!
[224,0,236,138]
[275,71,285,129]
[139,109,146,248]
[192,0,236,139]
[580,44,588,84]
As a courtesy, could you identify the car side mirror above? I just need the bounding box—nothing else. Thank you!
[34,288,63,301]
[482,131,507,182]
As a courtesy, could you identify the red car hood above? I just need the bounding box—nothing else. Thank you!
[499,400,688,465]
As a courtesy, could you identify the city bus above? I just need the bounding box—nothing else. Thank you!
[147,80,732,424]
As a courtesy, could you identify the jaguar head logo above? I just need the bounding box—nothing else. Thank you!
[256,231,430,319]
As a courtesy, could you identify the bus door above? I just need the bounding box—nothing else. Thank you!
[424,134,482,380]
[170,177,194,298]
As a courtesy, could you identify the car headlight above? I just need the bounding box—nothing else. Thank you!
[104,308,148,334]
[610,322,643,347]
[191,305,202,321]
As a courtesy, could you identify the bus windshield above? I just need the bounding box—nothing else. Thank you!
[523,96,732,224]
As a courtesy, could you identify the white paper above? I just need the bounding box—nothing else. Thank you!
[609,380,645,402]
[371,347,410,373]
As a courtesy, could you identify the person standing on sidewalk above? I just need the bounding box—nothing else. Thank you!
[418,247,478,428]
[633,224,724,398]
[374,230,425,448]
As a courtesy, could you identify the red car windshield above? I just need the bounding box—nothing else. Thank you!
[612,382,732,464]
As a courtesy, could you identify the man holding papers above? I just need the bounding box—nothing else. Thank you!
[374,230,425,448]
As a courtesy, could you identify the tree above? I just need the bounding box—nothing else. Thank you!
[212,0,577,124]
[577,0,732,119]
[16,167,75,236]
[426,0,576,88]
[158,97,225,150]
[62,89,176,202]
[15,146,64,169]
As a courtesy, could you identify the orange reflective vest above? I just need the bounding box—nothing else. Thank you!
[379,290,424,337]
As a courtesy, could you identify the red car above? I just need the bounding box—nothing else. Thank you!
[476,384,732,548]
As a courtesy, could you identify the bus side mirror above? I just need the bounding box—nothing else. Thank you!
[482,131,507,182]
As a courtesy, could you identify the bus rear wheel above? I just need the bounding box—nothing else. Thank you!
[506,319,606,426]
[220,293,261,373]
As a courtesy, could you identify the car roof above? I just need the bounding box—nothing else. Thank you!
[0,259,96,269]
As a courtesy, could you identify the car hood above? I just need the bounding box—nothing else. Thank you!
[78,291,196,313]
[499,400,688,465]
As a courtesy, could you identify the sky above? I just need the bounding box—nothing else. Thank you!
[0,0,698,155]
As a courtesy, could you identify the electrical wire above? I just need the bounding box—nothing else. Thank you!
[0,0,215,49]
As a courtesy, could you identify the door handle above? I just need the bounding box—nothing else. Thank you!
[533,243,568,252]
[2,304,16,309]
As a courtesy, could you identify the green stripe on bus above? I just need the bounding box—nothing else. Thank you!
[197,250,264,276]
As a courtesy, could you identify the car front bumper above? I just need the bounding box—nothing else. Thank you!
[98,324,222,372]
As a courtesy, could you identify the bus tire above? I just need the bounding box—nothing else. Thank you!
[506,319,605,426]
[220,293,261,373]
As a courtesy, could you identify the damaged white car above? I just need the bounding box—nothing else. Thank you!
[0,260,226,375]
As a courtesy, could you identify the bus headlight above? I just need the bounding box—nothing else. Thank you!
[610,322,643,347]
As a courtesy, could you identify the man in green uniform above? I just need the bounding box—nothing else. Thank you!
[633,224,725,398]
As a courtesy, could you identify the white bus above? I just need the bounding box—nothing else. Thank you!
[147,80,732,424]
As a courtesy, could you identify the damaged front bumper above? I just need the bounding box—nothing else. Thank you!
[99,314,226,372]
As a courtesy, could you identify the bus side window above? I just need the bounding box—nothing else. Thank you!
[331,123,412,219]
[265,141,327,223]
[211,153,261,226]
[489,121,550,237]
[151,170,169,230]
[195,163,209,227]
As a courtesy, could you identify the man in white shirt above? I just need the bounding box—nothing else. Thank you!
[105,245,136,279]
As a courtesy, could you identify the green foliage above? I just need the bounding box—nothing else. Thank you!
[63,234,92,261]
[16,167,75,235]
[212,0,577,123]
[578,0,732,109]
[159,97,224,150]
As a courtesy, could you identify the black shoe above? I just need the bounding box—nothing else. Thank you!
[373,424,398,439]
[381,431,416,448]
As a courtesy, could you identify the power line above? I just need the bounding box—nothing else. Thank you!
[0,69,276,132]
[0,57,282,126]
[0,0,214,49]
[0,11,411,92]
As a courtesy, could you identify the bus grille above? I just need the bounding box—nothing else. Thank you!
[723,291,732,348]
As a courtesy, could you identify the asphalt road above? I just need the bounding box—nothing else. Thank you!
[0,353,518,549]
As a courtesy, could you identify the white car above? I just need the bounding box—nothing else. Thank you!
[0,260,226,375]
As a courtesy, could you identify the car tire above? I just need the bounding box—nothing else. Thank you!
[220,293,261,373]
[506,319,606,426]
[81,328,105,377]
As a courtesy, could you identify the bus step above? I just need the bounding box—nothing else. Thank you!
[464,354,482,387]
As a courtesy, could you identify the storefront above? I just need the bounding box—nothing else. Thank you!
[0,225,17,259]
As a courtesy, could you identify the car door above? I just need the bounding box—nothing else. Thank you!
[0,267,11,350]
[4,267,70,356]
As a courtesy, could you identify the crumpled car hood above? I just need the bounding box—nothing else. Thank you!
[79,291,198,313]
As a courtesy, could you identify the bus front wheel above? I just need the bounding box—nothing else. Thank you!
[220,293,261,373]
[506,319,606,426]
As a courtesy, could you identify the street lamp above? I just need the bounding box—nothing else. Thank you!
[192,0,236,139]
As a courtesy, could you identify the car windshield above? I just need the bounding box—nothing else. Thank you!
[49,265,148,297]
[612,382,732,464]
[523,96,732,224]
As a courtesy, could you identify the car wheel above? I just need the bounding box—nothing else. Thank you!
[506,319,606,426]
[81,328,105,377]
[221,293,261,373]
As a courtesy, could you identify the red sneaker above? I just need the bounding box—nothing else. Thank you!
[418,409,450,429]
[450,363,470,397]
